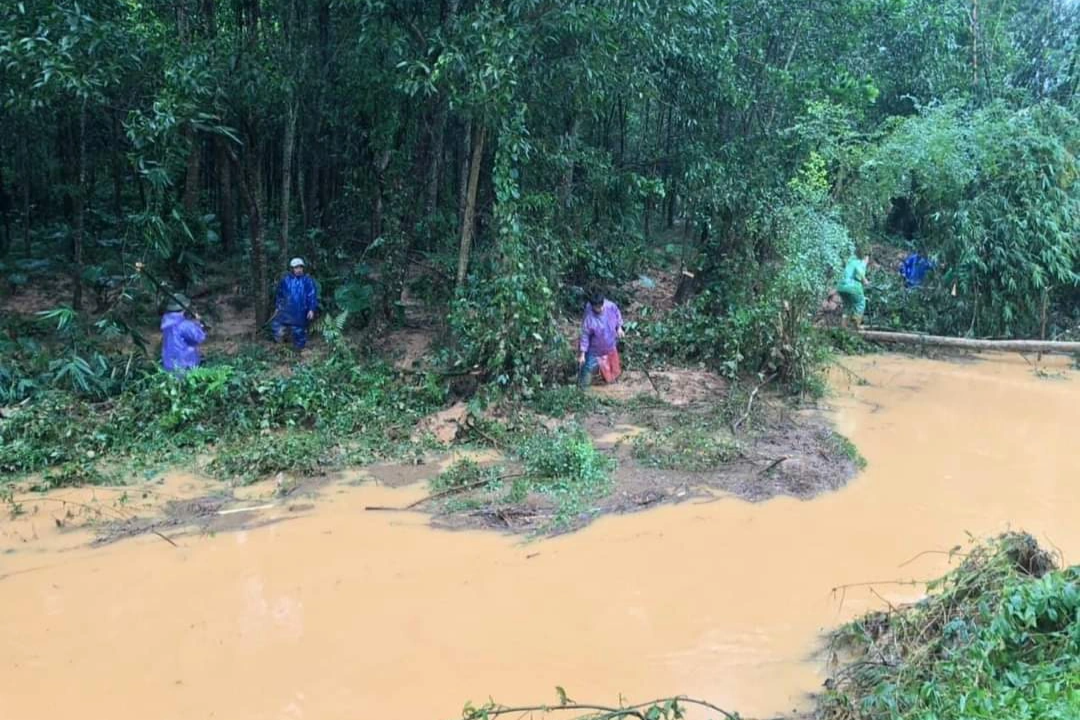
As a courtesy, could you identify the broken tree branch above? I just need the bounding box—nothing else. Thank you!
[365,473,524,512]
[732,373,777,432]
[461,696,737,720]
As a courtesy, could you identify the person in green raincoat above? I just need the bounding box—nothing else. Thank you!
[836,251,870,328]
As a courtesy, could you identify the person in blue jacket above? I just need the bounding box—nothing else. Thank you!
[160,294,206,374]
[272,257,319,350]
[900,252,934,288]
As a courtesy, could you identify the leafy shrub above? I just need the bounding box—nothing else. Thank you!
[527,385,601,418]
[449,252,568,390]
[822,534,1079,720]
[0,348,445,481]
[431,458,504,493]
[641,198,851,393]
[208,432,335,484]
[516,425,615,526]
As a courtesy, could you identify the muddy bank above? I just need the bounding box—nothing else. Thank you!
[50,369,857,543]
[421,369,860,535]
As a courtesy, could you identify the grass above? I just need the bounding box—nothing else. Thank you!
[0,347,446,486]
[821,533,1079,720]
[632,423,741,471]
[829,431,867,469]
[429,424,615,532]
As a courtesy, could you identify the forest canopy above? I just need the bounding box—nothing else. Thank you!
[0,0,1077,392]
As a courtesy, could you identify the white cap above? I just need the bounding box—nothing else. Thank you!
[289,257,305,268]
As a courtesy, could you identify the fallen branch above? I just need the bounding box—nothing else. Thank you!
[732,373,777,432]
[859,330,1080,354]
[462,696,737,720]
[758,456,789,475]
[365,473,524,512]
[7,495,178,548]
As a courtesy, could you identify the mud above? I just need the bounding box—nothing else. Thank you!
[1,353,1078,720]
[429,381,858,535]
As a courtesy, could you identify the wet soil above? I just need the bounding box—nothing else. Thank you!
[423,370,858,535]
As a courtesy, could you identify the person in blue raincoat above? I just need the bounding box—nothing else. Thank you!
[900,252,934,288]
[272,257,319,349]
[160,294,206,374]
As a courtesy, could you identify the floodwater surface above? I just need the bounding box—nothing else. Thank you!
[1,354,1078,719]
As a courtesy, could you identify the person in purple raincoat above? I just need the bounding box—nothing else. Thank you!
[577,291,624,388]
[160,294,206,374]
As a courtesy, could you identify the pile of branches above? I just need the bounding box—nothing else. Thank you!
[819,532,1078,720]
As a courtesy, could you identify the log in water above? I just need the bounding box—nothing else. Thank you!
[860,329,1080,354]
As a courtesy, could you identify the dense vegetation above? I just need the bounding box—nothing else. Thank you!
[0,0,1076,399]
[0,5,1077,715]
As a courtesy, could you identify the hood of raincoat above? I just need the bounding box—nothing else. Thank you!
[161,311,206,373]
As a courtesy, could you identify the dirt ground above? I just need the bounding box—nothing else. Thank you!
[423,369,859,536]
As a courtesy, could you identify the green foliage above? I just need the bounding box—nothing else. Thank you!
[822,534,1079,720]
[0,349,445,481]
[431,459,504,494]
[208,432,334,485]
[642,198,850,391]
[632,423,741,472]
[847,102,1080,337]
[527,386,601,419]
[516,425,615,528]
[829,431,867,470]
[0,308,151,404]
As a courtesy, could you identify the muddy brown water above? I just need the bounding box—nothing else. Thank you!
[2,354,1079,719]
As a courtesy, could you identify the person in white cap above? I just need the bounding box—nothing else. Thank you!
[272,257,319,349]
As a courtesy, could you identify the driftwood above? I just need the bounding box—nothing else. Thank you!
[859,330,1080,355]
[365,472,524,512]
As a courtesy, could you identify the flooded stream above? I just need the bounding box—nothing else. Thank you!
[2,354,1078,719]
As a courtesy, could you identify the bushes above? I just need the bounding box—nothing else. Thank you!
[208,432,335,484]
[846,101,1080,338]
[0,349,445,479]
[433,424,616,530]
[822,533,1080,720]
[640,199,851,393]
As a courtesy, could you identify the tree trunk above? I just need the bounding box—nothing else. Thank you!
[296,127,308,231]
[859,330,1080,355]
[371,149,391,242]
[20,132,31,252]
[183,125,201,215]
[666,181,677,229]
[425,97,449,218]
[559,114,580,209]
[457,118,472,228]
[72,99,88,311]
[455,123,486,290]
[0,160,12,255]
[216,138,236,252]
[673,222,707,304]
[280,100,298,266]
[231,144,269,326]
[111,110,124,220]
